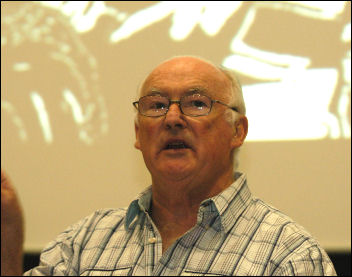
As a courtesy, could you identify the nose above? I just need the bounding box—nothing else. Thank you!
[164,102,186,130]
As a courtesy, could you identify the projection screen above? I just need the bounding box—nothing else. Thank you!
[1,1,350,252]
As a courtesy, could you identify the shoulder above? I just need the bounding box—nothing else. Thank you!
[83,208,128,227]
[61,208,128,232]
[244,197,321,250]
[62,207,127,236]
[23,208,130,276]
[43,208,128,253]
[246,197,314,237]
[244,198,336,275]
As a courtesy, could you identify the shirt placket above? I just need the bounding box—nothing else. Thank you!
[144,213,163,276]
[153,205,220,275]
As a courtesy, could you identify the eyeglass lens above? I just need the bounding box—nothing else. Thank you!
[138,94,212,116]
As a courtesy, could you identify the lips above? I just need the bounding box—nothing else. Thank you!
[165,142,188,150]
[162,139,191,151]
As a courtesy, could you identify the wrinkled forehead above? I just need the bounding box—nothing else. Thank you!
[140,57,232,101]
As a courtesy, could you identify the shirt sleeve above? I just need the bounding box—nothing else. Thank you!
[22,208,111,276]
[23,219,84,276]
[23,208,126,276]
[273,244,337,276]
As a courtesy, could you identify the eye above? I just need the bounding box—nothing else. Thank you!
[151,102,167,110]
[141,95,169,111]
[191,100,207,109]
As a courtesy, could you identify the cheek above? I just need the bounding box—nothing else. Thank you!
[198,122,233,155]
[138,121,161,149]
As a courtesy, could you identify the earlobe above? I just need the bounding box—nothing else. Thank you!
[134,123,141,150]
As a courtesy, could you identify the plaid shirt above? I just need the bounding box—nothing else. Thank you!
[24,173,336,276]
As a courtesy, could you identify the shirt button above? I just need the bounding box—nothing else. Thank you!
[148,237,157,243]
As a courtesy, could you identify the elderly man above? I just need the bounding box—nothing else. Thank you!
[1,56,336,276]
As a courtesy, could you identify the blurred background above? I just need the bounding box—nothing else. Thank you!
[1,1,350,275]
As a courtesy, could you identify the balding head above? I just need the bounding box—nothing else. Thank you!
[137,56,246,120]
[141,56,232,103]
[134,56,247,171]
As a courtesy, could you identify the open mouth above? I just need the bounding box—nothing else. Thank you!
[165,142,188,150]
[163,140,191,151]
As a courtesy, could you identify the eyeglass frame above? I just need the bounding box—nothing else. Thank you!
[133,93,239,117]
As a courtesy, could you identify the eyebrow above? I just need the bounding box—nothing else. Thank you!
[186,87,208,96]
[146,88,166,96]
[146,87,209,97]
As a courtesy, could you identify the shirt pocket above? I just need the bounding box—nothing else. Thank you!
[80,267,132,276]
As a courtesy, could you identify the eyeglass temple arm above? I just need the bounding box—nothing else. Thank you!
[214,100,239,113]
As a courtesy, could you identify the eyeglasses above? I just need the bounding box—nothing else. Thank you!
[133,94,238,117]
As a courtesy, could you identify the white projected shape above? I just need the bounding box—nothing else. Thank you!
[110,2,174,43]
[284,1,346,19]
[1,101,28,141]
[223,4,311,79]
[342,22,351,42]
[30,92,53,143]
[110,1,242,43]
[338,85,351,138]
[223,54,309,81]
[63,89,85,124]
[39,1,107,33]
[62,89,96,145]
[39,1,127,33]
[64,1,107,32]
[197,2,242,36]
[169,4,205,40]
[244,68,339,141]
[169,1,242,40]
[13,62,31,72]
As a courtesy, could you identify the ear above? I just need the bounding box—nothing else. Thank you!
[134,122,141,150]
[231,115,248,148]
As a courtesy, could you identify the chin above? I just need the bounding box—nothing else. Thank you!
[158,161,194,180]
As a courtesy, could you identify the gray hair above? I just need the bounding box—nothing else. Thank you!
[218,67,246,171]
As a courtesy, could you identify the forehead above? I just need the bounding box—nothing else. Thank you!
[140,57,231,100]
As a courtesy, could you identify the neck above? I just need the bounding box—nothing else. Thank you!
[150,168,234,252]
[152,164,234,207]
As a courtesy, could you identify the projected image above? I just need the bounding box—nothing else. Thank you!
[222,2,351,141]
[107,1,351,141]
[1,1,350,143]
[1,1,350,254]
[1,2,108,145]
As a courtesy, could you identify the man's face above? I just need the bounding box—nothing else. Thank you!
[135,57,246,185]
